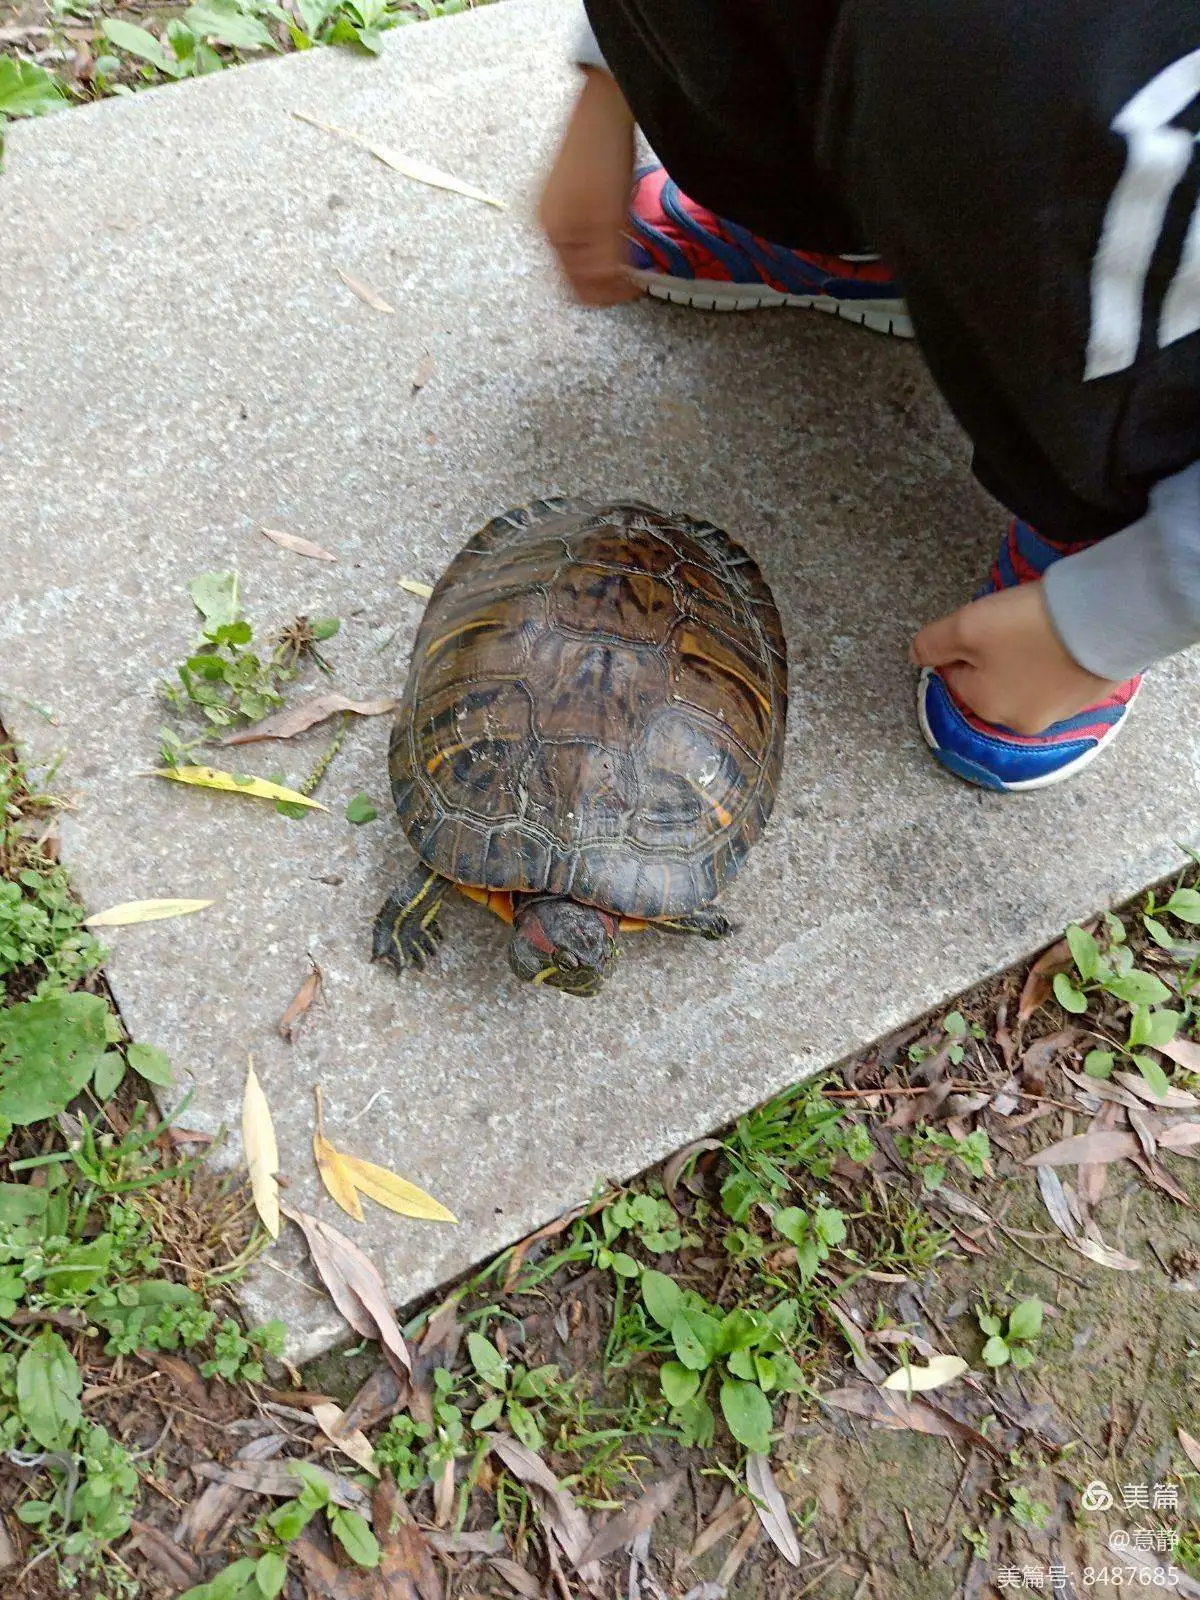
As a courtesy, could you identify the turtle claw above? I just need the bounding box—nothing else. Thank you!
[372,873,448,975]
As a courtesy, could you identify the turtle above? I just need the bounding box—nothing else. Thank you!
[373,497,788,997]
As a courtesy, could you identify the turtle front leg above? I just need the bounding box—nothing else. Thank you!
[372,865,449,972]
[654,906,736,940]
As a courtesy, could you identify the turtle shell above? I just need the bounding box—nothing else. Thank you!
[389,498,788,920]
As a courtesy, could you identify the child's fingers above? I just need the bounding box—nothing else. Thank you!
[909,608,974,669]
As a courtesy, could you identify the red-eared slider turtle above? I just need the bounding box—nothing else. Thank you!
[373,497,787,996]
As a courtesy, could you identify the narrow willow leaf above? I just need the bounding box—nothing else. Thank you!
[337,1151,457,1223]
[147,765,328,811]
[243,1058,280,1239]
[84,898,215,927]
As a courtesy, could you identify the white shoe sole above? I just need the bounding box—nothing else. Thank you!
[916,667,1140,792]
[632,269,914,337]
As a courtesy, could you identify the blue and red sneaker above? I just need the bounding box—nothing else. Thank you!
[917,520,1142,791]
[627,163,913,337]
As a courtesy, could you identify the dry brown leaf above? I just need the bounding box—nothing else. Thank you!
[337,267,395,314]
[342,1363,404,1435]
[575,1471,684,1567]
[928,1183,993,1226]
[147,1351,209,1410]
[1114,1068,1199,1108]
[1020,1027,1082,1092]
[243,1058,280,1239]
[663,1137,725,1205]
[825,1301,886,1382]
[399,577,435,600]
[1128,1105,1159,1160]
[0,1517,15,1574]
[280,964,323,1042]
[745,1455,801,1567]
[84,898,216,927]
[291,1534,370,1599]
[129,1519,201,1590]
[261,526,338,561]
[487,1434,601,1587]
[685,1498,750,1565]
[282,1203,411,1376]
[1179,1428,1200,1473]
[1074,1235,1141,1271]
[717,1516,760,1590]
[375,1478,444,1600]
[291,111,505,208]
[821,1385,1004,1458]
[314,1085,364,1222]
[412,353,436,391]
[1161,1037,1200,1076]
[1024,1130,1138,1167]
[192,1458,370,1510]
[1059,1065,1146,1110]
[1018,937,1074,1022]
[338,1151,457,1223]
[176,1434,285,1552]
[1160,1120,1200,1151]
[1035,1165,1078,1240]
[312,1400,379,1475]
[225,695,395,746]
[489,1557,542,1598]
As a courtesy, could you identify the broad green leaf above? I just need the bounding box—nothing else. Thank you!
[1084,1049,1115,1080]
[345,793,378,824]
[471,1394,503,1430]
[671,1308,718,1371]
[127,1042,175,1087]
[674,1394,716,1448]
[0,56,66,118]
[1007,1298,1043,1342]
[1131,1052,1171,1100]
[309,617,341,641]
[1140,1008,1180,1048]
[93,1051,126,1101]
[255,1552,287,1600]
[943,1010,967,1036]
[506,1399,543,1451]
[1166,887,1200,924]
[44,1236,112,1296]
[269,1499,316,1541]
[772,1206,808,1246]
[1143,914,1178,950]
[609,1251,640,1278]
[101,17,184,73]
[980,1335,1010,1368]
[1010,1346,1036,1370]
[719,1378,772,1454]
[184,0,276,50]
[641,1269,683,1330]
[1065,923,1100,982]
[16,1331,82,1450]
[329,1506,380,1569]
[466,1331,507,1389]
[0,992,111,1125]
[977,1313,1002,1337]
[1052,973,1088,1014]
[0,1183,48,1224]
[1104,969,1172,1008]
[726,1348,756,1381]
[660,1361,700,1408]
[718,1308,765,1354]
[814,1206,847,1247]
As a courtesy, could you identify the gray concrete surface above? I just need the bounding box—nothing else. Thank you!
[3,0,1199,1360]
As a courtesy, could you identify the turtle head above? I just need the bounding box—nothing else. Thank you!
[508,896,619,998]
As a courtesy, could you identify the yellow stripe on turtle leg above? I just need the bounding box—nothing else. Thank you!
[371,864,449,973]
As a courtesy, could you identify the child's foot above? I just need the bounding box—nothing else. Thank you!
[627,163,913,336]
[917,521,1142,791]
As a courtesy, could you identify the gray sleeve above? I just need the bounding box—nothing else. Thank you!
[1042,459,1200,682]
[574,4,609,70]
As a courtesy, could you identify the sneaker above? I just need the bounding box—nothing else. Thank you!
[917,519,1142,792]
[627,163,913,337]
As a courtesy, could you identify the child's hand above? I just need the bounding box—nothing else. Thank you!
[539,69,638,307]
[911,582,1118,734]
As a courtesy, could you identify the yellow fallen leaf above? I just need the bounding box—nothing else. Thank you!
[313,1085,363,1223]
[147,766,328,811]
[243,1058,280,1240]
[311,1401,379,1476]
[339,1151,457,1223]
[398,578,434,599]
[337,268,395,314]
[880,1354,968,1393]
[84,898,215,927]
[291,111,505,209]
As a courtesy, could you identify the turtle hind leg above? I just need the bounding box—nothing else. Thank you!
[372,865,449,973]
[655,907,736,941]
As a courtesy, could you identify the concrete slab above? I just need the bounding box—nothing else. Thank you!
[3,0,1199,1360]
